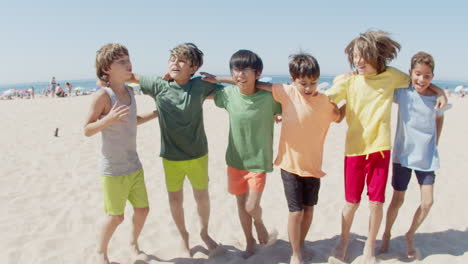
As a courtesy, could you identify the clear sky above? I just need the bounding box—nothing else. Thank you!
[1,0,467,84]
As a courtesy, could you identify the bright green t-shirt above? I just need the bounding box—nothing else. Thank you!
[214,86,281,172]
[140,76,223,161]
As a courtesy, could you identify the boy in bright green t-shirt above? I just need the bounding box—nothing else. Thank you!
[202,50,281,257]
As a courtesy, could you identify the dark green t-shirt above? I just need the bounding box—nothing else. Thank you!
[140,76,223,161]
[214,86,281,172]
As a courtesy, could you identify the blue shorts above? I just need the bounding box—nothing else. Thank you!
[392,163,435,191]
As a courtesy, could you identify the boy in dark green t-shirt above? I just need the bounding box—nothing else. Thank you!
[129,43,229,256]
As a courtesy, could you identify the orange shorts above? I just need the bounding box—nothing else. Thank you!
[227,166,266,195]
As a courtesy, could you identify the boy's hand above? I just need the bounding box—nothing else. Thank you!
[274,114,283,124]
[200,72,217,83]
[96,79,107,88]
[435,93,447,109]
[162,72,172,81]
[105,102,130,125]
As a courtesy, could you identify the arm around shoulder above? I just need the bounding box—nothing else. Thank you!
[137,110,158,125]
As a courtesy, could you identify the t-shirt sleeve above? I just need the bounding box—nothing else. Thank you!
[272,83,285,103]
[214,86,227,109]
[325,75,348,104]
[273,98,282,115]
[390,67,410,89]
[139,75,165,97]
[193,77,224,98]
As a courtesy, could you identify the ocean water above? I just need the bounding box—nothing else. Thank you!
[0,75,466,95]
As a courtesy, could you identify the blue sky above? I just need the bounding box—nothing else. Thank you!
[1,0,467,84]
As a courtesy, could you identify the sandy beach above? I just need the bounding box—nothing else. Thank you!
[1,94,467,264]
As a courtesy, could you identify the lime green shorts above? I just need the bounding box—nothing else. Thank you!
[101,169,149,215]
[162,154,209,192]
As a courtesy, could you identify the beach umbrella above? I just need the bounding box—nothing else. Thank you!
[2,89,15,97]
[128,83,140,88]
[454,85,464,92]
[74,87,84,91]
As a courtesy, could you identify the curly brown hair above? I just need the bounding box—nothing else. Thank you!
[345,30,401,74]
[95,43,129,82]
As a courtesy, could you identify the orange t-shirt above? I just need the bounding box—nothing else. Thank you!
[272,83,339,177]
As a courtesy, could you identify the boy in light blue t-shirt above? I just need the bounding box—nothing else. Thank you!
[379,52,446,259]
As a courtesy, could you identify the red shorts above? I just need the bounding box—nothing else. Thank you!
[227,166,266,195]
[344,150,390,203]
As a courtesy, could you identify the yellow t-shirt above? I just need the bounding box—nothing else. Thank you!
[273,84,339,177]
[325,67,410,156]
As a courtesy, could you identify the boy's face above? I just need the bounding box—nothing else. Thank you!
[291,76,318,96]
[353,49,377,75]
[168,55,198,81]
[410,63,434,94]
[231,67,261,90]
[105,55,132,81]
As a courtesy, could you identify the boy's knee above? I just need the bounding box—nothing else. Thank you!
[135,207,150,217]
[421,199,433,211]
[110,215,124,225]
[245,203,260,216]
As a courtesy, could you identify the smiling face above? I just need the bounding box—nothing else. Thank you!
[353,49,377,75]
[410,63,434,95]
[168,55,198,83]
[231,67,261,93]
[105,55,133,82]
[291,76,318,96]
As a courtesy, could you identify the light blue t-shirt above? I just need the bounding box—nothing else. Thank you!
[392,85,443,171]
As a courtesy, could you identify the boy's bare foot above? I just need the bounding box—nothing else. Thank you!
[290,254,304,264]
[180,231,191,257]
[96,253,110,264]
[242,238,257,258]
[362,241,378,264]
[330,238,349,261]
[200,232,224,257]
[266,229,278,246]
[254,220,269,244]
[405,232,417,259]
[378,233,391,254]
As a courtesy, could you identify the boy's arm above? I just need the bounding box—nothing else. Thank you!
[436,114,444,146]
[137,110,158,125]
[84,91,130,137]
[256,81,273,92]
[199,72,236,85]
[428,84,447,109]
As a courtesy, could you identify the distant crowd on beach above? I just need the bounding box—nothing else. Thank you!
[0,77,94,100]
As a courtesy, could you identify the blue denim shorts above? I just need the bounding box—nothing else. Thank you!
[392,163,435,191]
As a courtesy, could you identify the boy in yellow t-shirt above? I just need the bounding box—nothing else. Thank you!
[326,30,446,264]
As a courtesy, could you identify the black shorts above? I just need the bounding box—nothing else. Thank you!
[281,169,320,212]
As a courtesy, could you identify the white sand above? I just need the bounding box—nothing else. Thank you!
[1,95,467,264]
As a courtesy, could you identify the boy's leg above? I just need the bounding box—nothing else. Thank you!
[98,215,124,262]
[192,189,218,250]
[379,190,405,253]
[363,151,391,262]
[243,172,268,244]
[187,155,218,251]
[331,155,366,260]
[235,193,256,255]
[163,158,191,255]
[128,170,150,254]
[406,171,435,258]
[281,169,305,264]
[99,176,129,261]
[380,163,411,253]
[299,177,320,249]
[300,206,313,249]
